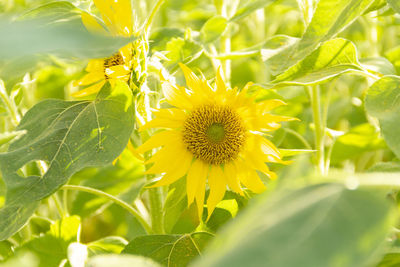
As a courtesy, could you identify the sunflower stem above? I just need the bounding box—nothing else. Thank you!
[0,80,21,127]
[144,0,165,33]
[61,185,152,234]
[309,85,326,175]
[142,86,165,234]
[219,4,231,86]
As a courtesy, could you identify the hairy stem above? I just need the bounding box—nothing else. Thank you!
[309,85,325,175]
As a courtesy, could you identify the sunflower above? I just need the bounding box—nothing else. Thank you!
[72,0,137,97]
[138,64,295,220]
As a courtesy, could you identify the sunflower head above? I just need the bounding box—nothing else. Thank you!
[72,0,145,98]
[138,64,296,220]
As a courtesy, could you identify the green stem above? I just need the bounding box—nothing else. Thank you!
[309,85,325,175]
[141,84,165,234]
[61,185,152,234]
[144,0,165,33]
[52,194,64,218]
[284,128,313,150]
[0,80,21,126]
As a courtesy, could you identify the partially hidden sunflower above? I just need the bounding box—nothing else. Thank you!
[72,0,137,97]
[138,64,296,220]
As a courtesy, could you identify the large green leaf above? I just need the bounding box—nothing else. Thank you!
[0,1,133,60]
[193,182,395,267]
[365,76,400,159]
[331,123,386,163]
[87,254,162,267]
[123,232,213,267]
[265,0,375,75]
[0,81,134,241]
[269,38,362,87]
[230,0,275,22]
[387,0,400,13]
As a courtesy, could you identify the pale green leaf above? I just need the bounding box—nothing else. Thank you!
[87,236,128,256]
[265,0,375,75]
[193,183,395,267]
[122,232,213,267]
[365,76,400,158]
[87,254,162,267]
[0,81,134,241]
[388,0,400,13]
[269,38,362,87]
[230,0,275,22]
[200,15,227,43]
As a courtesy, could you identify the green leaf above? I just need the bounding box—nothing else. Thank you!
[87,236,128,256]
[269,38,363,87]
[163,178,188,233]
[365,76,400,159]
[18,1,81,22]
[331,123,386,163]
[265,0,375,75]
[368,162,400,172]
[16,216,81,267]
[0,1,133,60]
[164,37,203,71]
[261,35,299,62]
[200,15,227,44]
[0,81,134,241]
[377,251,400,267]
[70,148,145,218]
[361,57,396,76]
[193,183,395,267]
[0,130,26,147]
[388,0,400,13]
[122,232,213,267]
[230,0,275,22]
[86,254,162,267]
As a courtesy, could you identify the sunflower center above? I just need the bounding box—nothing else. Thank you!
[104,53,124,69]
[206,123,225,143]
[182,104,246,165]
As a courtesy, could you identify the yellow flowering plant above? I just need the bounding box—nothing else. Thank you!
[0,0,398,266]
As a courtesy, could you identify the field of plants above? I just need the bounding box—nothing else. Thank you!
[0,0,400,266]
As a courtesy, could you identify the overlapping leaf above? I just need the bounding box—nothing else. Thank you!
[265,0,375,75]
[0,81,134,240]
[123,232,213,267]
[365,76,400,158]
[193,182,395,267]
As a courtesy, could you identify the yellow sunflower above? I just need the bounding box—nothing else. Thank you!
[72,0,137,97]
[138,64,296,220]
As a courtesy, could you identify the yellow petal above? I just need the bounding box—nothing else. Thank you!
[140,109,186,131]
[236,160,266,194]
[81,12,108,34]
[112,0,132,36]
[152,150,193,187]
[258,99,287,113]
[161,80,192,110]
[127,139,144,161]
[137,130,181,153]
[73,71,104,86]
[86,59,105,72]
[206,165,226,220]
[71,80,106,98]
[223,162,243,195]
[179,63,212,99]
[186,159,209,207]
[105,65,130,79]
[144,146,176,172]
